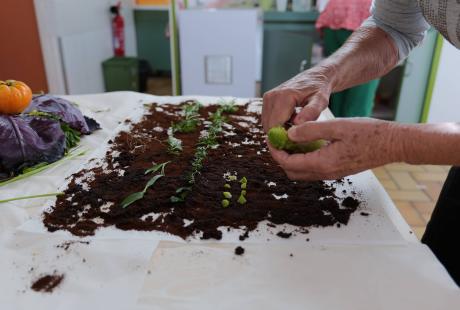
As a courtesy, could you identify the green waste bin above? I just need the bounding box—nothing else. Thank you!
[102,57,139,92]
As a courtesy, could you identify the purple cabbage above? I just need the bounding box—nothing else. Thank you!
[25,95,99,134]
[0,95,100,180]
[0,115,65,177]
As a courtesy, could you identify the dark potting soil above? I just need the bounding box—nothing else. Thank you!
[235,246,245,255]
[43,101,361,240]
[31,274,64,293]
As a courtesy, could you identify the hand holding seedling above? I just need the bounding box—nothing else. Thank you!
[268,118,397,181]
[262,66,333,132]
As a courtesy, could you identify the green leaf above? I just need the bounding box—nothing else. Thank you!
[223,192,232,199]
[61,122,81,151]
[0,192,64,204]
[27,110,60,121]
[167,135,183,155]
[120,191,146,209]
[143,174,164,192]
[145,161,170,175]
[176,187,191,194]
[222,199,230,208]
[170,196,184,203]
[121,161,169,208]
[22,162,49,174]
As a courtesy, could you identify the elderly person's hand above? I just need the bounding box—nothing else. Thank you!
[268,118,398,181]
[261,66,335,132]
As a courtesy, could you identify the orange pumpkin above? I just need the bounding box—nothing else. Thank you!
[0,80,33,114]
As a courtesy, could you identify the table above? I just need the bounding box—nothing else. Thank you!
[0,92,458,309]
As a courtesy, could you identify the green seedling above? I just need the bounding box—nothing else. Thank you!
[222,199,230,208]
[241,190,247,196]
[237,195,247,205]
[223,192,232,199]
[240,177,247,184]
[121,161,169,208]
[268,126,325,153]
[224,183,231,189]
[228,175,237,181]
[241,183,247,190]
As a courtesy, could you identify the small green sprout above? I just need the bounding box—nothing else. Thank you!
[223,192,232,199]
[237,195,247,205]
[228,175,237,181]
[222,199,230,208]
[240,177,247,184]
[224,183,231,189]
[267,126,325,153]
[241,182,247,190]
[241,190,247,196]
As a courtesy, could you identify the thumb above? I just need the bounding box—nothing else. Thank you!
[287,120,341,143]
[293,93,329,124]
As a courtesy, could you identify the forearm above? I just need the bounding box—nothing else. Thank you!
[314,26,399,92]
[394,123,460,166]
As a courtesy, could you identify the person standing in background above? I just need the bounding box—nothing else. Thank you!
[316,0,378,117]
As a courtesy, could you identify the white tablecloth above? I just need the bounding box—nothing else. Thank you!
[0,92,458,309]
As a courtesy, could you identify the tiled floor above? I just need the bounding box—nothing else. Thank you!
[372,163,451,240]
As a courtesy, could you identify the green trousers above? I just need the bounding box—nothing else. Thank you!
[323,28,380,117]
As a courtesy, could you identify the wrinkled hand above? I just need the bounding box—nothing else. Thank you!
[268,118,400,181]
[262,67,334,132]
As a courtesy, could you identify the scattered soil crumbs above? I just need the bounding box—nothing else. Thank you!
[43,101,361,240]
[277,231,293,239]
[31,274,64,293]
[56,240,90,251]
[235,246,245,255]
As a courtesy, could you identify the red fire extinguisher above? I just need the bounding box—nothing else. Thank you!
[110,2,125,57]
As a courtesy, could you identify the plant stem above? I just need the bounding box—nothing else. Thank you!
[0,192,64,204]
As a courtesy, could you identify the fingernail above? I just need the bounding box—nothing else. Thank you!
[287,126,297,139]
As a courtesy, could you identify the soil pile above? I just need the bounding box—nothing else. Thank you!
[31,274,64,293]
[43,101,360,240]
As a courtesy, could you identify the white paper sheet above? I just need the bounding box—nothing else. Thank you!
[0,92,456,309]
[0,231,158,310]
[138,242,460,310]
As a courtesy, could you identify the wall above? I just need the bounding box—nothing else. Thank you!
[0,0,48,92]
[427,40,460,122]
[34,0,137,94]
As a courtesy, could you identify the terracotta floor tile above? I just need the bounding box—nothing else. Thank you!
[386,189,430,202]
[389,171,418,190]
[421,212,433,223]
[372,167,391,180]
[394,202,426,226]
[412,201,436,214]
[423,165,448,173]
[412,172,448,182]
[385,163,426,172]
[419,181,444,201]
[413,226,426,240]
[379,179,398,190]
